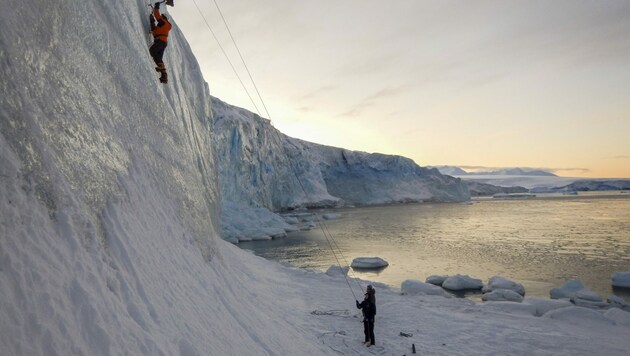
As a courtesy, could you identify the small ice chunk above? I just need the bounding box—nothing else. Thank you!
[523,298,573,317]
[351,257,388,269]
[482,276,525,296]
[604,308,630,327]
[425,275,449,286]
[322,213,342,220]
[480,301,536,316]
[571,289,607,308]
[608,295,629,310]
[543,306,614,326]
[550,279,584,299]
[442,274,483,291]
[482,289,524,303]
[612,272,630,288]
[325,265,349,277]
[401,280,450,297]
[283,216,299,225]
[574,289,603,302]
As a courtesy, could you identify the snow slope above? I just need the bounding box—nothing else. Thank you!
[0,0,321,354]
[2,1,630,355]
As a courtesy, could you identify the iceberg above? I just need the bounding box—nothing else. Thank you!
[325,265,349,277]
[212,97,470,241]
[351,257,389,269]
[550,279,585,299]
[612,272,630,288]
[482,276,525,296]
[482,289,524,303]
[442,274,484,291]
[401,280,450,297]
[426,275,449,286]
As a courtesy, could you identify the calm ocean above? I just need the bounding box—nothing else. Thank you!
[240,192,630,299]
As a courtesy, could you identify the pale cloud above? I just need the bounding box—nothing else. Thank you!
[337,85,409,117]
[293,85,338,102]
[174,0,630,178]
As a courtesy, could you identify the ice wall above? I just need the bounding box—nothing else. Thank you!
[0,1,323,354]
[212,96,469,210]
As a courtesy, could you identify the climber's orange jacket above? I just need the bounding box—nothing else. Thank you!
[152,8,172,43]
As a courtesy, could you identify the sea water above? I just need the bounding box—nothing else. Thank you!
[240,192,630,299]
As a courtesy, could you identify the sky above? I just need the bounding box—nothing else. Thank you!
[169,0,630,178]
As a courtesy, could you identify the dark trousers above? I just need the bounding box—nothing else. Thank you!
[363,318,375,345]
[149,39,167,66]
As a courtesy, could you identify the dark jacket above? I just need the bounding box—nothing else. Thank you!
[356,298,376,320]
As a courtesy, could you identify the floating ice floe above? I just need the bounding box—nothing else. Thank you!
[550,279,606,308]
[401,280,450,297]
[425,275,449,286]
[442,274,484,291]
[523,298,573,317]
[325,265,349,277]
[543,306,615,326]
[550,279,585,299]
[350,257,389,269]
[322,213,342,220]
[612,272,630,288]
[482,289,524,303]
[482,276,525,296]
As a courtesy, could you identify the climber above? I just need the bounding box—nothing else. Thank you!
[356,285,376,346]
[149,1,172,84]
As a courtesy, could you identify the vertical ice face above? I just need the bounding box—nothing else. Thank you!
[212,96,470,213]
[0,0,220,255]
[0,2,229,353]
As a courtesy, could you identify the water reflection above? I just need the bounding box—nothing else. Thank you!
[240,194,630,299]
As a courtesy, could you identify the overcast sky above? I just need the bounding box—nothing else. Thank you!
[170,0,630,178]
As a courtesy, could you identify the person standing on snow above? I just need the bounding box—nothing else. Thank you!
[149,1,172,83]
[356,285,376,346]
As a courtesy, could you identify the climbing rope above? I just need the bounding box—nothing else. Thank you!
[190,0,365,301]
[189,0,262,116]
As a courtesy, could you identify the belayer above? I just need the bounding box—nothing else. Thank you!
[149,1,173,84]
[356,285,376,346]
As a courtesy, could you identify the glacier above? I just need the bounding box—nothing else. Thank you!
[212,96,470,242]
[2,1,630,355]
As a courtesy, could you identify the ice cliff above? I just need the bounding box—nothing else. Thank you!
[0,0,322,354]
[212,97,469,241]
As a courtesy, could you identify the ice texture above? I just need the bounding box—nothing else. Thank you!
[482,276,525,296]
[211,96,470,240]
[442,274,484,291]
[351,257,389,269]
[612,272,630,288]
[401,280,451,297]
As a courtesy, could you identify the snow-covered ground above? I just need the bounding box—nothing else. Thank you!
[2,0,630,355]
